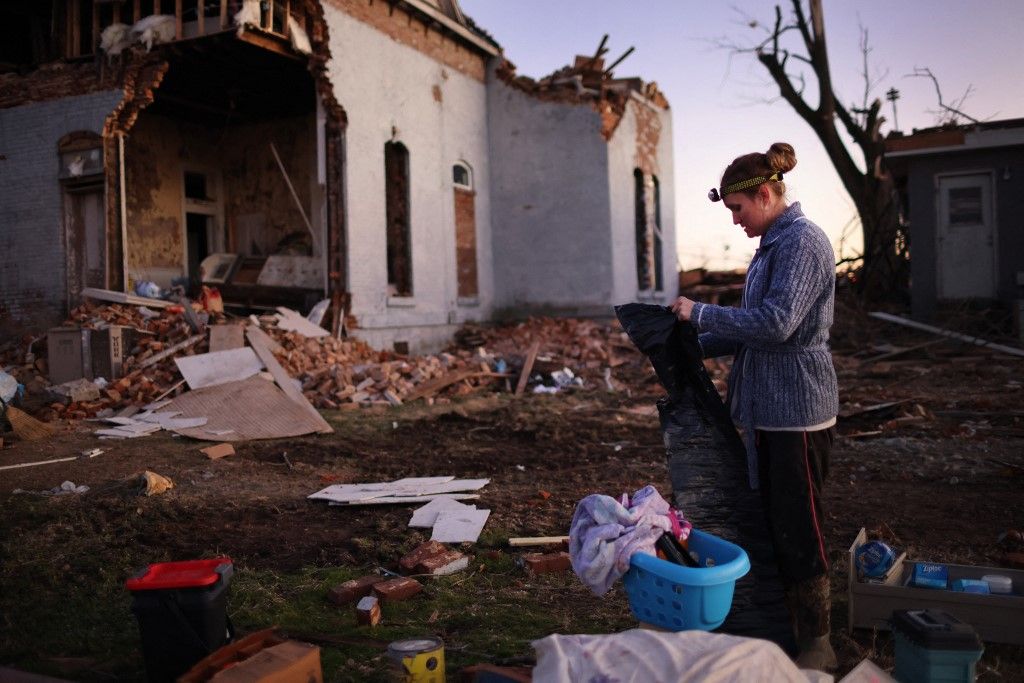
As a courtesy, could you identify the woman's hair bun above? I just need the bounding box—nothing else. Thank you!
[765,142,797,174]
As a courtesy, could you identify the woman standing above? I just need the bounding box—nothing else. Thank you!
[672,143,839,671]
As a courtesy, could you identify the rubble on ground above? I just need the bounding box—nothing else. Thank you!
[0,300,646,425]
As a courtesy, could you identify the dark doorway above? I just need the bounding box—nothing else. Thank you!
[186,212,211,284]
[384,141,412,296]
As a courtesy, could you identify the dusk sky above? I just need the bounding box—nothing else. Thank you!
[459,1,1024,271]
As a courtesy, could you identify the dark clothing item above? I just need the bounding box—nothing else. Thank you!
[756,428,833,583]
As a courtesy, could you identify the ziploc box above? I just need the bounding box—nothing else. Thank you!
[911,563,949,589]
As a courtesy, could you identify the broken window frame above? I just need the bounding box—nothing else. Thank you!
[384,140,413,300]
[181,167,224,282]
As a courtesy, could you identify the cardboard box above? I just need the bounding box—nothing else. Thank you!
[179,630,322,683]
[848,528,1024,644]
[47,326,134,384]
[47,327,92,385]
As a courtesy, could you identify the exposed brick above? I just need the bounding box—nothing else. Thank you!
[322,0,487,82]
[399,541,448,573]
[372,577,423,602]
[523,551,572,575]
[327,575,386,605]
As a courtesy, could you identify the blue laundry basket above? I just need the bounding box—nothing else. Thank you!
[623,528,750,631]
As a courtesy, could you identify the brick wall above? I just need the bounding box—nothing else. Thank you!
[0,91,122,340]
[322,0,487,82]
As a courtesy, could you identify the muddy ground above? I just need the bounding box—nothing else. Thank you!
[1,313,1023,681]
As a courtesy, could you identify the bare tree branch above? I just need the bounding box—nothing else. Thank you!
[907,67,980,125]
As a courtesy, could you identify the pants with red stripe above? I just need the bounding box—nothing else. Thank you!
[755,428,834,584]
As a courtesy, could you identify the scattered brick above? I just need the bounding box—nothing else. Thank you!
[399,541,448,572]
[523,551,572,575]
[326,575,386,605]
[372,577,423,602]
[417,550,470,576]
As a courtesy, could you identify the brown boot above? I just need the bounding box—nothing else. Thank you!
[789,575,837,671]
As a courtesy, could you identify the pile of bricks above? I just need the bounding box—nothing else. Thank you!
[0,303,640,423]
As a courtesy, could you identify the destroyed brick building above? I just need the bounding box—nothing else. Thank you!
[0,0,676,352]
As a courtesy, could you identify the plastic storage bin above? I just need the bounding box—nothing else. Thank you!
[622,528,750,631]
[892,609,983,683]
[127,557,234,683]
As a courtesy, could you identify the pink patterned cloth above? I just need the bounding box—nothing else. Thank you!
[568,485,692,596]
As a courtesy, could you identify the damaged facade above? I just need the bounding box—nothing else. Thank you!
[0,0,676,352]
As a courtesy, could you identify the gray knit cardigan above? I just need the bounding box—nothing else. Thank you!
[692,202,838,488]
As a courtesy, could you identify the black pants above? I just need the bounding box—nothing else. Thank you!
[756,428,833,584]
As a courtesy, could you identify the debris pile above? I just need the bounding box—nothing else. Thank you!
[0,300,644,425]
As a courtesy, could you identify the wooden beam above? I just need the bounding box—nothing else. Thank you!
[284,0,290,38]
[219,0,228,29]
[197,0,205,35]
[175,0,182,39]
[113,1,121,24]
[245,328,333,434]
[234,29,301,59]
[134,0,141,22]
[515,341,540,396]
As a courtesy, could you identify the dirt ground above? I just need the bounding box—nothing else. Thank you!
[1,309,1023,681]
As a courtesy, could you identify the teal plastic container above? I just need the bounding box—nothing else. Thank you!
[892,610,983,683]
[622,528,750,631]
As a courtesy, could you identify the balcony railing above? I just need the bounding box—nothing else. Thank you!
[66,0,307,58]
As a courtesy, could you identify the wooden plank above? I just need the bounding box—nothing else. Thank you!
[175,0,183,39]
[515,341,541,396]
[245,328,333,434]
[403,367,478,402]
[284,0,290,37]
[220,0,228,29]
[197,0,205,35]
[245,324,283,354]
[264,0,272,30]
[859,338,945,366]
[113,2,121,23]
[508,536,570,547]
[134,0,141,21]
[868,312,1024,359]
[81,287,175,308]
[209,324,246,352]
[138,334,204,368]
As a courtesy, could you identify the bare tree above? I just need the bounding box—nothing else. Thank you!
[727,0,907,300]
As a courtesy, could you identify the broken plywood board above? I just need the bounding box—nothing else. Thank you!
[208,324,246,352]
[431,507,491,543]
[139,335,204,369]
[409,496,478,528]
[161,375,328,441]
[245,328,333,435]
[309,477,488,504]
[274,306,330,338]
[327,494,480,507]
[174,348,263,390]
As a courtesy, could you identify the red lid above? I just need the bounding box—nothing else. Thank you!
[126,557,232,591]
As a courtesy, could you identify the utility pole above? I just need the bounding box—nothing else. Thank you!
[886,87,901,134]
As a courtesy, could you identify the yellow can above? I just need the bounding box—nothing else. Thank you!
[386,636,445,683]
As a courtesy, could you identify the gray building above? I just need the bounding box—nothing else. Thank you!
[886,119,1024,320]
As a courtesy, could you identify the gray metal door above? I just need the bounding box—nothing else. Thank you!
[937,173,995,299]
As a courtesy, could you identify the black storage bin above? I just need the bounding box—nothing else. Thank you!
[126,558,233,683]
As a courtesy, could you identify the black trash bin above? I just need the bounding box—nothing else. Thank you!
[126,557,234,683]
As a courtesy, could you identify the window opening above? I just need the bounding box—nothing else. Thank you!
[385,141,412,296]
[453,163,471,189]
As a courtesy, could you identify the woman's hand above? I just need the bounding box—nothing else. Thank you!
[671,296,696,321]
